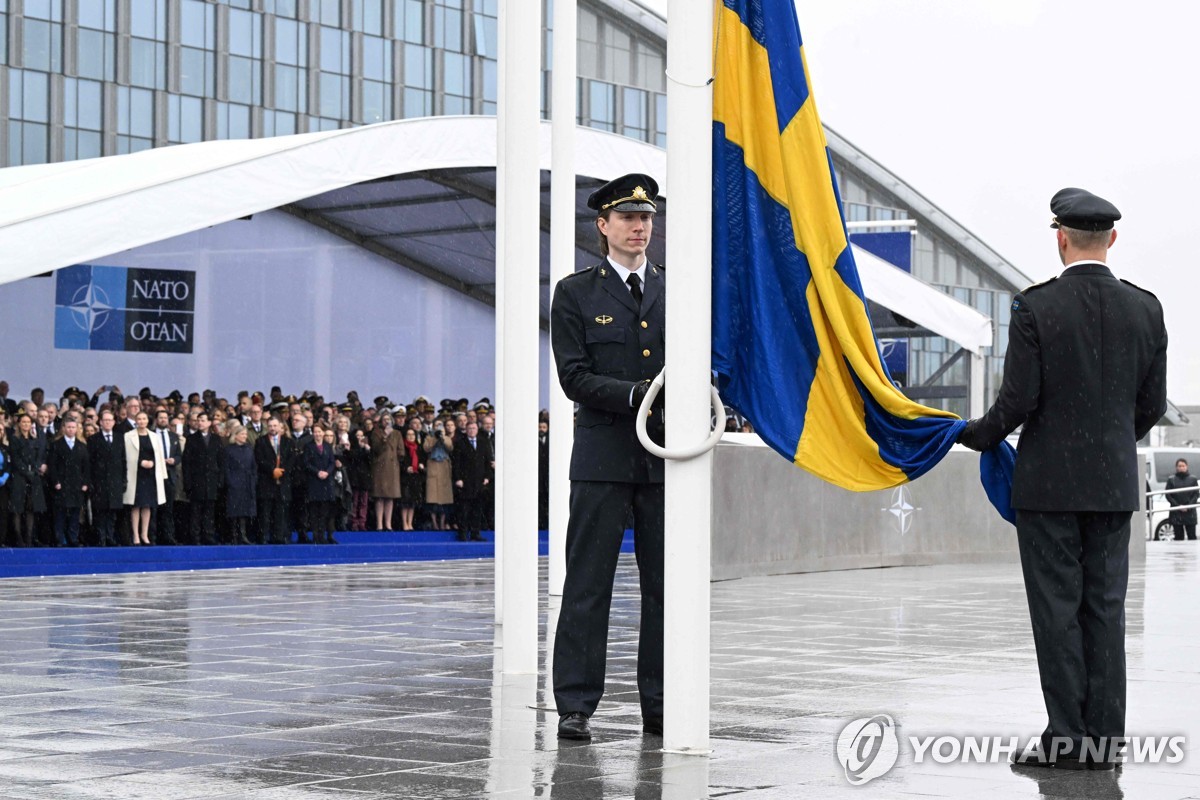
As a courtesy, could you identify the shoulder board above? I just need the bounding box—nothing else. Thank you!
[652,263,664,271]
[1119,278,1159,298]
[1020,276,1056,294]
[561,265,597,281]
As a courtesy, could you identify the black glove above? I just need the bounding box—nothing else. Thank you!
[957,419,984,452]
[631,380,652,410]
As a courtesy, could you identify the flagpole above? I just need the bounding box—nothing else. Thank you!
[662,0,714,754]
[496,0,540,674]
[548,0,577,600]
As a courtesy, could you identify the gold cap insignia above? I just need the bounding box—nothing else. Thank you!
[595,315,613,325]
[632,186,649,201]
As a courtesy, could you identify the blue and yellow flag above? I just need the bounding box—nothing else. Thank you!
[711,0,972,493]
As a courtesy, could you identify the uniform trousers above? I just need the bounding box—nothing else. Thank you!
[1016,509,1129,759]
[553,480,664,719]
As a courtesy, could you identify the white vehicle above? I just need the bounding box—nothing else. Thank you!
[1139,446,1200,541]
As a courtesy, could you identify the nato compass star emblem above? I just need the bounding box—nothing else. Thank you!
[883,486,921,535]
[69,281,114,334]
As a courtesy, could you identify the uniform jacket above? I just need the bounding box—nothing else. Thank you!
[49,437,90,507]
[550,261,666,483]
[183,432,223,502]
[452,435,494,499]
[87,430,127,510]
[221,442,257,518]
[960,262,1168,511]
[123,430,167,506]
[254,433,295,499]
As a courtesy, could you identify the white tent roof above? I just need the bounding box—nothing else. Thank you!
[0,115,991,350]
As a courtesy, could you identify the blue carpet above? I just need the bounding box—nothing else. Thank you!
[0,530,637,578]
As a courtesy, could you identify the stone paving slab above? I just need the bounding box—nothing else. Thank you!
[0,544,1197,798]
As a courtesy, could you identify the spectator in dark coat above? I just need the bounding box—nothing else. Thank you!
[346,428,372,531]
[8,413,46,547]
[1166,458,1199,541]
[254,417,293,545]
[183,412,223,545]
[87,410,126,547]
[221,423,256,545]
[49,418,89,546]
[452,421,493,542]
[399,427,426,531]
[304,424,338,545]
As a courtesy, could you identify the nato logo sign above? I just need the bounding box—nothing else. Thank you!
[54,265,196,353]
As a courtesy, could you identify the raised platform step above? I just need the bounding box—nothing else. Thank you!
[0,529,636,578]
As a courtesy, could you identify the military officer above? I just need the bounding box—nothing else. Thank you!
[551,173,666,741]
[958,187,1168,770]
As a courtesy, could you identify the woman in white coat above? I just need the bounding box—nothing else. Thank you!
[123,411,166,545]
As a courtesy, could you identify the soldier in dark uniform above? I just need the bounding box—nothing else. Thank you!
[958,188,1168,770]
[551,173,667,741]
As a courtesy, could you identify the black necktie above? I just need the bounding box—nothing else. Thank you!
[627,273,643,307]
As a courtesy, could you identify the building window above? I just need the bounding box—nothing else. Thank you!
[584,79,615,132]
[227,8,262,106]
[442,51,471,114]
[8,70,51,165]
[402,44,433,117]
[482,57,497,115]
[473,0,497,58]
[317,0,342,26]
[129,0,167,90]
[622,87,647,141]
[654,92,666,147]
[76,0,116,81]
[179,0,216,98]
[215,101,252,140]
[353,0,385,35]
[116,85,155,154]
[274,17,307,114]
[263,110,296,136]
[0,1,7,64]
[635,40,665,93]
[395,0,426,44]
[361,34,393,123]
[63,77,103,160]
[317,26,351,121]
[167,94,203,144]
[262,0,297,18]
[433,0,463,52]
[22,0,63,73]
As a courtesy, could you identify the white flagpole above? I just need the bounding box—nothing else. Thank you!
[548,0,577,599]
[496,0,540,674]
[662,0,714,753]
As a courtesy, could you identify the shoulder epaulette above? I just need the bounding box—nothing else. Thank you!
[562,265,596,280]
[1119,278,1159,298]
[1020,276,1056,294]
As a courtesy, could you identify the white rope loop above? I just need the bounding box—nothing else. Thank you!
[635,367,726,460]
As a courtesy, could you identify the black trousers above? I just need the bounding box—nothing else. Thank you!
[458,496,483,539]
[154,492,177,543]
[189,499,216,545]
[1174,521,1197,540]
[93,506,119,545]
[1016,510,1129,759]
[54,505,82,546]
[553,480,664,719]
[258,495,289,544]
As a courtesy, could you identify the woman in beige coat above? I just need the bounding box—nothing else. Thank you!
[423,420,455,531]
[123,411,167,545]
[369,413,403,531]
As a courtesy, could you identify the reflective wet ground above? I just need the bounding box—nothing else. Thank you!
[0,544,1198,799]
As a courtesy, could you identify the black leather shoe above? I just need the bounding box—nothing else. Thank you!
[558,712,591,740]
[1011,744,1088,770]
[643,716,663,736]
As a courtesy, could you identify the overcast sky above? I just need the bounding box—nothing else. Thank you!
[788,0,1200,402]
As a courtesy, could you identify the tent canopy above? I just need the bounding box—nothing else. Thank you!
[0,116,988,348]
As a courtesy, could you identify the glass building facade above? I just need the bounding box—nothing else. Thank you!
[0,0,1020,411]
[0,0,666,163]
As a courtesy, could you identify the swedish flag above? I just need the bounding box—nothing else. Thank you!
[711,0,968,492]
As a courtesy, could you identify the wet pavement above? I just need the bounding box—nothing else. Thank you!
[0,543,1198,799]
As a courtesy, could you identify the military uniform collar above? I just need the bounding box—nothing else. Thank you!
[606,255,647,287]
[1060,260,1113,279]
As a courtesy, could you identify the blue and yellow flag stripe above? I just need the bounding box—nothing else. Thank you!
[712,0,962,492]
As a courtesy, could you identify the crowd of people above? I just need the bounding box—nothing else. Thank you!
[0,381,553,548]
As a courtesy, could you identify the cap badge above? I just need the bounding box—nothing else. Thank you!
[632,186,649,201]
[595,315,613,325]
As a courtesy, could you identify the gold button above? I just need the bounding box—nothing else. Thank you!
[642,349,651,357]
[641,321,648,329]
[648,409,653,416]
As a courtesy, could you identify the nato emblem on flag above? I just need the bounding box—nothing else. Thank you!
[710,0,1015,518]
